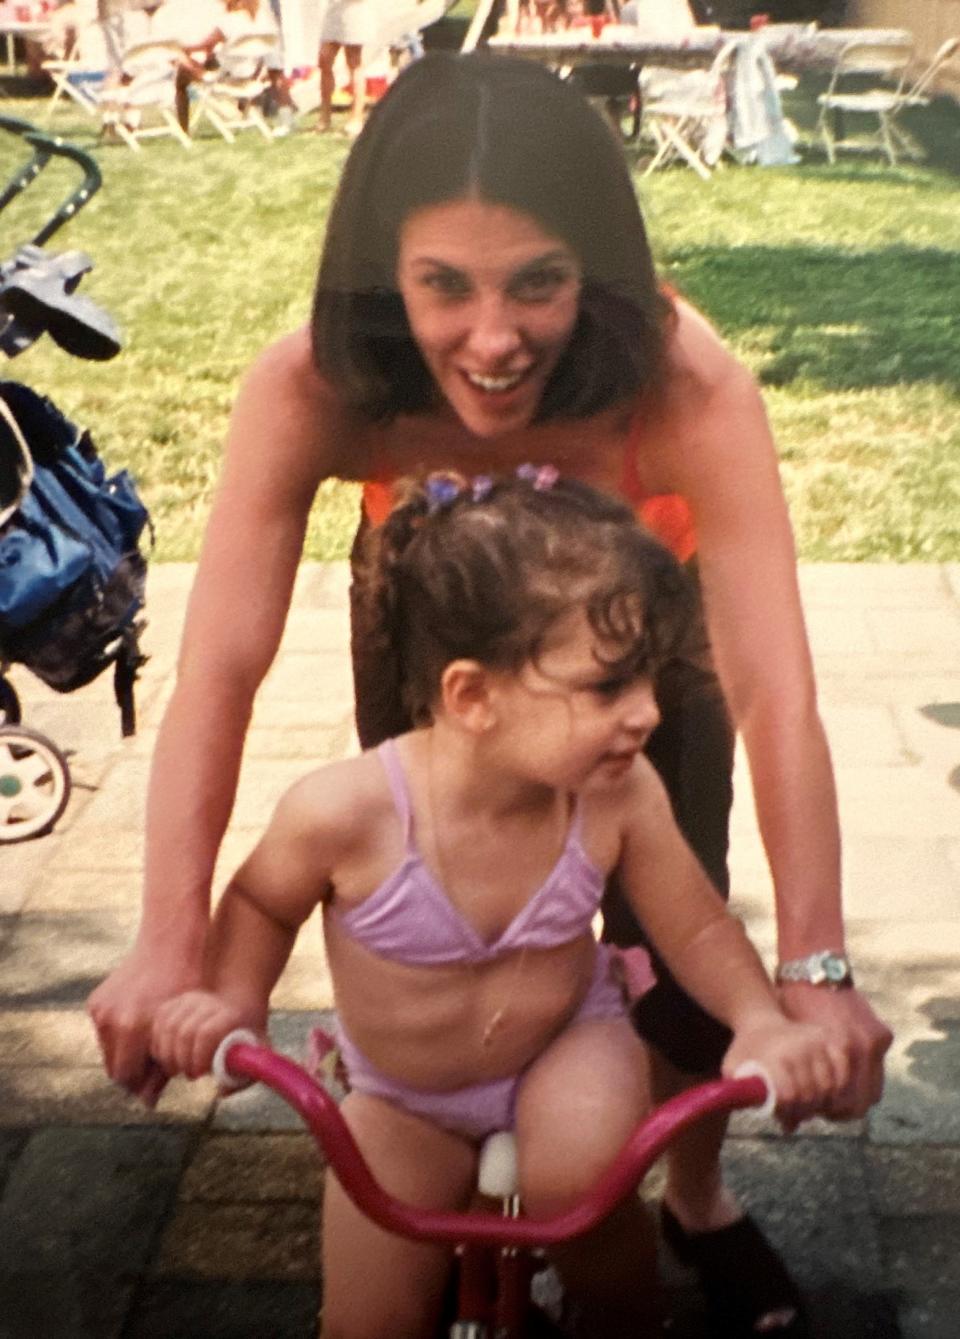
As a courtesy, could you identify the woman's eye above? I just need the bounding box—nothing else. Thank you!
[512,268,571,301]
[422,271,470,298]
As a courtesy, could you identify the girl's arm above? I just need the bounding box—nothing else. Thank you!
[649,308,892,1116]
[617,765,851,1127]
[87,330,346,1099]
[149,766,350,1081]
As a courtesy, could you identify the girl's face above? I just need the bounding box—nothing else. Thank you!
[489,606,660,790]
[396,198,582,439]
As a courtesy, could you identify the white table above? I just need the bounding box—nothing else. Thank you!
[487,25,914,76]
[0,18,47,72]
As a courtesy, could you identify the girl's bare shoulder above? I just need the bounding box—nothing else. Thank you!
[578,754,673,868]
[273,750,395,863]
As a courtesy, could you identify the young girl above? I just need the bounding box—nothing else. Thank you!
[150,472,849,1339]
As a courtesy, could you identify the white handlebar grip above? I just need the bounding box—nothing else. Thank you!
[211,1028,261,1091]
[733,1061,777,1119]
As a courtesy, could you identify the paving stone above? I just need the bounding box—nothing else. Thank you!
[865,1148,960,1216]
[156,1202,319,1282]
[897,1289,960,1339]
[0,1007,101,1065]
[878,1217,960,1293]
[0,909,138,1007]
[0,1128,189,1338]
[178,1133,322,1202]
[0,1130,27,1198]
[721,1137,882,1290]
[0,1065,212,1127]
[124,1278,320,1339]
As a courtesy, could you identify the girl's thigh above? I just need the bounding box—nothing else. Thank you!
[515,1017,651,1217]
[321,1092,477,1339]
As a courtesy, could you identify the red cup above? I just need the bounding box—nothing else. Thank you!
[749,13,770,29]
[589,15,605,37]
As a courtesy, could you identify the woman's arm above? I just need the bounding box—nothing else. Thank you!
[87,330,345,1098]
[616,766,851,1126]
[647,307,892,1114]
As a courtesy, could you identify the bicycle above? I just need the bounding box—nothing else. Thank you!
[212,1029,774,1338]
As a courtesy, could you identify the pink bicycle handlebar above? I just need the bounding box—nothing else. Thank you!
[217,1038,770,1247]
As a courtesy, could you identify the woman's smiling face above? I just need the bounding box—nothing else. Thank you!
[396,197,582,438]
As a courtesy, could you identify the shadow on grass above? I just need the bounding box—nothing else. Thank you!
[668,242,960,391]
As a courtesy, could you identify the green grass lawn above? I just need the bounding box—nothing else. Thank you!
[0,79,958,562]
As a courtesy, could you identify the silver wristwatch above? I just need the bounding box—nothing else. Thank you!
[775,950,854,989]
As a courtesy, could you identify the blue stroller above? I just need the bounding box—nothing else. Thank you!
[0,117,150,843]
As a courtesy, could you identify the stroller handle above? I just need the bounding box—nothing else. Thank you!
[212,1033,772,1248]
[22,133,102,246]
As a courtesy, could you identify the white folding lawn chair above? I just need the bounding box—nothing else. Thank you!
[190,31,279,144]
[816,37,958,166]
[638,38,738,181]
[41,16,114,123]
[98,39,192,152]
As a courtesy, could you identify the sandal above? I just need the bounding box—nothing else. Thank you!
[659,1204,808,1337]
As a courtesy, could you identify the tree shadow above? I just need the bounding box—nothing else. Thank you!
[668,243,960,391]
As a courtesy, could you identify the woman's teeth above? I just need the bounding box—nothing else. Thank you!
[465,370,526,392]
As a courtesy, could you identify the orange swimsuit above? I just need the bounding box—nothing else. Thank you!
[359,405,697,564]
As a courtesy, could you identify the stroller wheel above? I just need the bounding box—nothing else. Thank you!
[0,725,72,843]
[0,678,21,726]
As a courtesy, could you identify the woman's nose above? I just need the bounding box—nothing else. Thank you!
[464,295,523,364]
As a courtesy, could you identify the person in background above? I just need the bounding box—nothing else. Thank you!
[169,0,294,135]
[317,0,377,136]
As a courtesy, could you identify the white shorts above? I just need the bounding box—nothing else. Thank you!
[320,0,377,47]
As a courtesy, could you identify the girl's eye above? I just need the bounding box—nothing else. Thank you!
[592,676,632,701]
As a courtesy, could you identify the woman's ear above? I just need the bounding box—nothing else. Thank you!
[439,660,497,733]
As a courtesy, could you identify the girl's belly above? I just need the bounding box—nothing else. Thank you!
[326,926,598,1090]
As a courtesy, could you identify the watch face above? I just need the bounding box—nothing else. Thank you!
[823,955,848,983]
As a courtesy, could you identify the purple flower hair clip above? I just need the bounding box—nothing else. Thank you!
[471,474,494,503]
[424,474,463,515]
[516,462,559,492]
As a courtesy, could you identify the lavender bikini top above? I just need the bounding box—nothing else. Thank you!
[328,738,605,967]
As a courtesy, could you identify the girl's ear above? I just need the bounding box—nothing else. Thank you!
[439,660,497,733]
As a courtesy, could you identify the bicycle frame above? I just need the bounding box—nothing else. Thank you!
[215,1035,771,1337]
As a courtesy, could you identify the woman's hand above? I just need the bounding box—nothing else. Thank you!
[778,982,892,1120]
[88,942,204,1104]
[150,990,266,1084]
[722,1017,852,1133]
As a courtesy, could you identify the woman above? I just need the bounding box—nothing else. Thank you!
[88,51,891,1338]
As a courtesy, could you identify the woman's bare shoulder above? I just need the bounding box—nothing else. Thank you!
[229,327,370,481]
[665,296,754,405]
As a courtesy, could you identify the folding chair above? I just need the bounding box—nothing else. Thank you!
[190,31,280,144]
[98,39,192,152]
[41,17,113,123]
[817,37,958,166]
[638,39,739,181]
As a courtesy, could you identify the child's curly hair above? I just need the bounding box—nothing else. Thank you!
[353,470,697,728]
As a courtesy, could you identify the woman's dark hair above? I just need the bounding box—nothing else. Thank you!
[354,471,695,727]
[312,52,672,424]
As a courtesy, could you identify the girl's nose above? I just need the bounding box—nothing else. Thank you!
[623,679,660,737]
